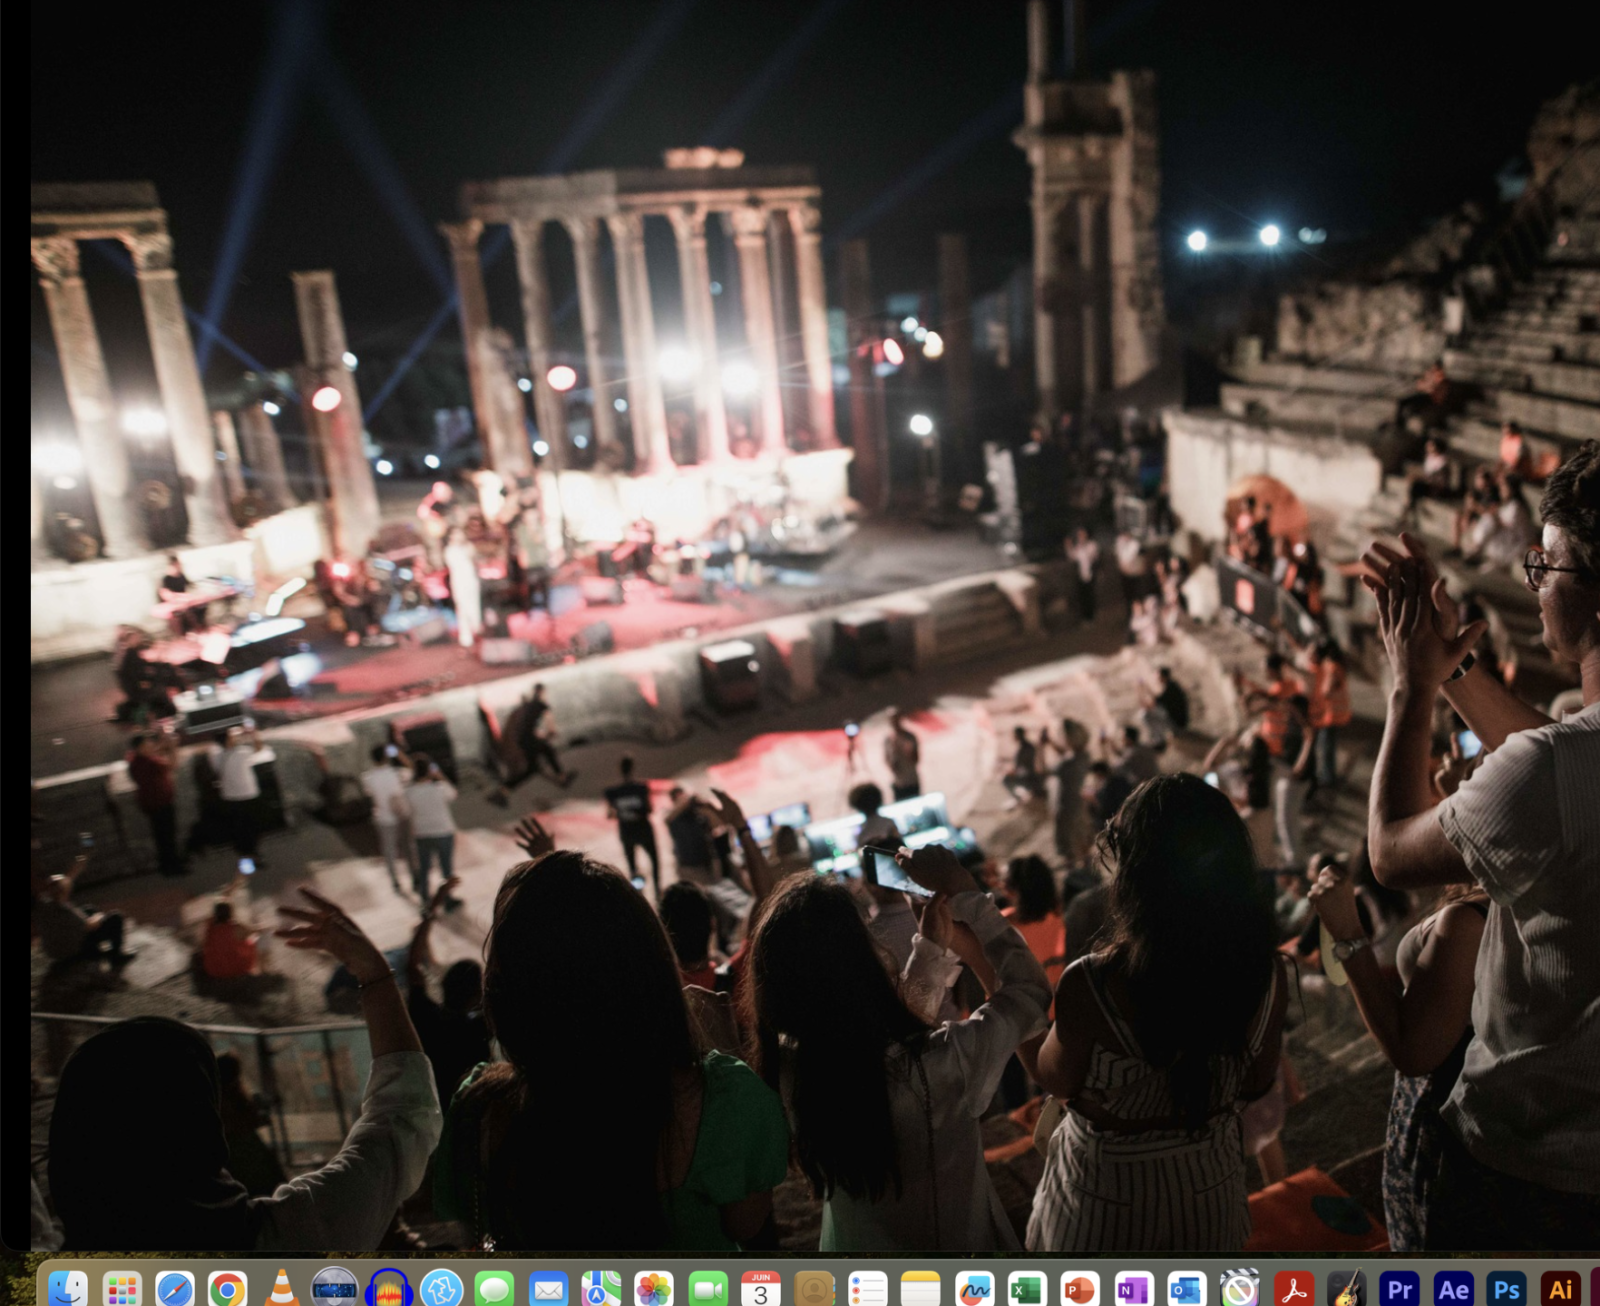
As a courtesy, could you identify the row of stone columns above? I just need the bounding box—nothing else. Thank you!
[32,231,233,556]
[444,201,837,480]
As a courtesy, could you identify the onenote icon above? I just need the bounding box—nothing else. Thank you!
[313,1273,359,1304]
[1062,1276,1100,1306]
[210,1275,248,1306]
[957,1277,995,1306]
[581,1277,621,1306]
[51,1274,90,1306]
[420,1274,464,1306]
[532,1278,569,1306]
[157,1276,196,1306]
[1117,1277,1154,1306]
[1220,1273,1258,1306]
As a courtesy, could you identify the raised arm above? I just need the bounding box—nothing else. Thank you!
[706,789,778,905]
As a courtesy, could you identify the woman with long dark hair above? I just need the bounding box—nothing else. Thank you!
[744,847,1052,1250]
[433,850,788,1250]
[1026,774,1287,1251]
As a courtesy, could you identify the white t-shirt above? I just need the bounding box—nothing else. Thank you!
[1067,538,1100,584]
[1114,534,1145,575]
[1436,702,1600,1194]
[214,743,262,801]
[406,778,458,839]
[360,765,410,827]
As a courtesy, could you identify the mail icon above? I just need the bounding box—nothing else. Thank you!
[531,1277,568,1306]
[536,1289,564,1302]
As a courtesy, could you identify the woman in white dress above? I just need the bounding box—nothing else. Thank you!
[443,526,482,648]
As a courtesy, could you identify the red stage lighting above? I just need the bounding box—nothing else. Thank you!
[311,385,342,412]
[546,365,578,393]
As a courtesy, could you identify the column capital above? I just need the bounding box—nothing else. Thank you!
[560,213,597,245]
[728,203,770,243]
[665,205,708,241]
[605,211,645,243]
[439,218,485,254]
[125,231,174,274]
[31,236,81,284]
[788,204,824,239]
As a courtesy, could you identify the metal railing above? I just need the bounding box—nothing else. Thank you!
[31,1011,372,1175]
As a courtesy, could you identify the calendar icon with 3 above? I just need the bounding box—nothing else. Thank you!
[743,1274,782,1306]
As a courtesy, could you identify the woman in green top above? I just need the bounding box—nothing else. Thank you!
[434,844,789,1250]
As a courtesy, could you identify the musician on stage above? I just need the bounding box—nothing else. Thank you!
[507,487,551,613]
[114,626,178,723]
[417,479,458,567]
[158,553,205,635]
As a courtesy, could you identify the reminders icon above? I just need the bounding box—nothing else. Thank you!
[903,1276,941,1306]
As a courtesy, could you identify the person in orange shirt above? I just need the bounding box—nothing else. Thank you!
[1003,855,1067,990]
[1238,653,1303,760]
[1498,420,1531,481]
[201,900,259,980]
[1306,642,1353,790]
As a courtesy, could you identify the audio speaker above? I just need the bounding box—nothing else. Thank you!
[477,637,536,666]
[699,639,761,712]
[390,711,457,783]
[833,610,893,677]
[580,575,625,605]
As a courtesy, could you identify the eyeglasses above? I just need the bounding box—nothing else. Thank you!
[1523,548,1590,591]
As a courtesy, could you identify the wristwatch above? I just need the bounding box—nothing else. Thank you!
[1448,652,1476,682]
[1332,936,1371,963]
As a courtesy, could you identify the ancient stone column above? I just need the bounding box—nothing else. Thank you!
[508,217,562,480]
[840,237,886,511]
[1078,192,1106,400]
[938,232,975,472]
[563,215,621,459]
[30,236,146,558]
[127,232,233,545]
[667,207,729,463]
[729,204,787,458]
[237,404,292,512]
[441,219,515,475]
[212,410,247,506]
[291,270,380,558]
[605,212,671,474]
[1031,194,1067,426]
[790,204,839,449]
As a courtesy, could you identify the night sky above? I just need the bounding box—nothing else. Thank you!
[30,0,1593,441]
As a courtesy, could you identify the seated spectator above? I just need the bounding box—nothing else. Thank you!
[1003,855,1067,989]
[1274,870,1312,939]
[406,877,491,1108]
[33,857,134,969]
[435,850,788,1250]
[215,1053,288,1197]
[202,900,260,980]
[1309,859,1488,1251]
[1450,464,1498,557]
[1497,420,1531,481]
[1407,436,1456,524]
[1466,474,1535,573]
[744,845,1052,1250]
[1396,357,1451,434]
[48,887,442,1249]
[661,881,719,989]
[1025,774,1288,1252]
[1359,445,1600,1247]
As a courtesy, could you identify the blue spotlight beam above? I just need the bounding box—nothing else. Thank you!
[194,0,318,374]
[540,0,700,173]
[312,43,453,295]
[362,293,461,426]
[702,0,854,147]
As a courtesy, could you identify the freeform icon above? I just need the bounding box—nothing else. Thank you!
[958,1277,995,1306]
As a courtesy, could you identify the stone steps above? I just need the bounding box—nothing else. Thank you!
[1470,327,1600,366]
[1496,388,1600,441]
[930,584,1025,665]
[1443,349,1600,405]
[1220,383,1394,431]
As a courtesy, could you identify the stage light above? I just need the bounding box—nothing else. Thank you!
[882,338,905,366]
[913,326,928,342]
[721,360,759,396]
[423,453,441,469]
[1259,224,1281,247]
[122,407,169,437]
[709,280,722,295]
[375,458,394,475]
[574,434,590,448]
[922,330,945,359]
[614,397,629,412]
[311,385,343,412]
[331,560,352,579]
[532,439,551,457]
[1299,226,1327,244]
[342,350,359,369]
[262,400,281,416]
[908,413,934,437]
[547,364,578,392]
[901,315,919,332]
[517,377,533,393]
[1187,230,1208,252]
[658,346,699,382]
[54,475,79,491]
[32,441,83,475]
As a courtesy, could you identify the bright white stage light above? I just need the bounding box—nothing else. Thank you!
[342,351,358,368]
[882,338,905,367]
[574,435,589,449]
[614,398,629,413]
[908,413,935,437]
[375,459,394,476]
[1259,224,1282,248]
[721,360,759,396]
[901,316,919,332]
[547,365,578,393]
[122,407,169,437]
[311,385,342,412]
[517,377,533,393]
[1187,230,1208,252]
[1299,227,1327,244]
[922,330,945,359]
[262,401,281,416]
[658,346,699,382]
[423,453,441,469]
[33,441,83,475]
[532,440,551,457]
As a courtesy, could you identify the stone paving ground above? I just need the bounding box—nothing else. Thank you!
[30,594,1393,1249]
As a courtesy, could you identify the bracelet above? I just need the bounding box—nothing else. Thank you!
[358,968,397,992]
[1447,652,1475,682]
